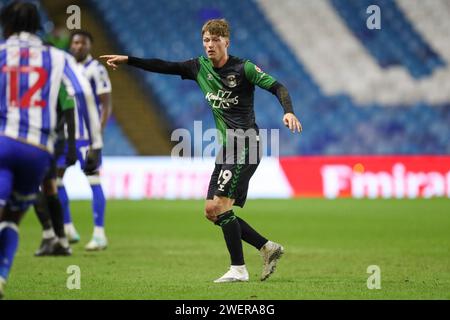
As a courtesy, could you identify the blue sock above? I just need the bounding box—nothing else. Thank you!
[0,222,19,281]
[90,184,105,227]
[58,184,72,224]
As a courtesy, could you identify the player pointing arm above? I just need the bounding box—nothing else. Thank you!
[100,54,302,133]
[100,19,301,283]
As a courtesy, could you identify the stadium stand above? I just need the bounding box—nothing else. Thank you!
[102,116,137,155]
[258,0,450,154]
[332,0,445,78]
[91,0,450,156]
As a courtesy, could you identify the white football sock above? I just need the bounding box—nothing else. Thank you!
[231,265,247,272]
[42,228,56,240]
[58,237,69,248]
[93,226,105,238]
[64,223,75,232]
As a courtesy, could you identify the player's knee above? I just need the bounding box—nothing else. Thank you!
[41,179,57,196]
[204,203,220,222]
[57,168,66,179]
[0,207,24,224]
[34,192,46,213]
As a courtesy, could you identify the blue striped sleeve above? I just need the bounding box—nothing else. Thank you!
[63,58,91,141]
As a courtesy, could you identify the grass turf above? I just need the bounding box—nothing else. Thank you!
[4,198,450,300]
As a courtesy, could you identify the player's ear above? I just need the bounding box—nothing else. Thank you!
[225,38,230,48]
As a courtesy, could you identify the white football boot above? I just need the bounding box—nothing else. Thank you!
[260,241,284,281]
[214,265,249,283]
[64,224,80,244]
[85,235,108,251]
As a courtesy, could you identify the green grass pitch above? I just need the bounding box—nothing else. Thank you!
[5,198,450,300]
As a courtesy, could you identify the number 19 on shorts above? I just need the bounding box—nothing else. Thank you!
[217,169,232,191]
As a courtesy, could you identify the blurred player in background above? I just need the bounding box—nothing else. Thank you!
[0,1,102,298]
[101,19,301,282]
[33,82,77,257]
[57,30,112,251]
[34,34,107,256]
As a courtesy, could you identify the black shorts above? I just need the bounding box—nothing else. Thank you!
[206,133,262,208]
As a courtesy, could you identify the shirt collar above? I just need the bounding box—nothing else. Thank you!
[81,54,94,66]
[8,31,42,45]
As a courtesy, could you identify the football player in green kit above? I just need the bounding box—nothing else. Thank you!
[101,19,302,283]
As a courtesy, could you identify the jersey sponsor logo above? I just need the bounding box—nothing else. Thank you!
[207,73,214,80]
[205,90,239,109]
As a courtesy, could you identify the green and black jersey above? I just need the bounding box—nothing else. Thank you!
[54,83,76,157]
[58,82,75,111]
[178,56,277,134]
[55,82,75,139]
[128,55,294,143]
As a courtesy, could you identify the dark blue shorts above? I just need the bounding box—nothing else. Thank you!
[0,136,52,211]
[56,139,102,171]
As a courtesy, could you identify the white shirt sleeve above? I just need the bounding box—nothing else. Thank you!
[93,63,112,95]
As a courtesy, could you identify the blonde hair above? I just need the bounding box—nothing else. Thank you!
[201,18,230,38]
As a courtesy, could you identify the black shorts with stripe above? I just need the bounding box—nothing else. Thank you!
[206,133,262,208]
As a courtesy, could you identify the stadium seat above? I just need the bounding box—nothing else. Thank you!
[90,0,450,155]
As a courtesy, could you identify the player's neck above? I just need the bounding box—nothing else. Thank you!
[77,54,91,64]
[211,54,229,69]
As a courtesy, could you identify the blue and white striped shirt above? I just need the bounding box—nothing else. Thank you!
[0,32,103,152]
[74,54,111,141]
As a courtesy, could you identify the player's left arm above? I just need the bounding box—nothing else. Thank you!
[244,61,302,133]
[269,83,302,133]
[98,93,112,131]
[94,64,113,131]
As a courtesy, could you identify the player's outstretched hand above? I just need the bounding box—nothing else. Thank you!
[283,113,302,133]
[99,55,128,70]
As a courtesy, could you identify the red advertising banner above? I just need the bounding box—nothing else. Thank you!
[279,156,450,198]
